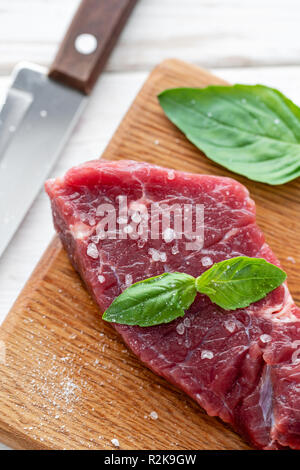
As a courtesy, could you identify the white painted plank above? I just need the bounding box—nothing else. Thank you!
[1,0,300,74]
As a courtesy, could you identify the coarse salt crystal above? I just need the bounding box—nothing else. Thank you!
[154,139,159,145]
[149,248,167,263]
[131,212,142,223]
[171,245,179,255]
[201,350,214,360]
[287,256,296,264]
[201,256,213,267]
[167,170,175,180]
[111,438,119,447]
[123,224,133,234]
[137,239,145,248]
[149,248,160,262]
[260,334,272,344]
[71,223,91,240]
[224,320,236,333]
[125,274,133,286]
[98,275,105,284]
[163,228,175,243]
[150,411,158,420]
[117,216,128,224]
[176,323,185,335]
[87,243,98,259]
[183,317,191,327]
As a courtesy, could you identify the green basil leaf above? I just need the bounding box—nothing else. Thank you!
[196,256,286,310]
[102,272,197,327]
[158,85,300,185]
[102,258,287,327]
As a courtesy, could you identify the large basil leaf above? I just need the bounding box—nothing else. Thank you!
[102,272,197,327]
[158,85,300,185]
[196,256,286,310]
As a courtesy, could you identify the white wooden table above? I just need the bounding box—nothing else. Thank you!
[1,0,300,450]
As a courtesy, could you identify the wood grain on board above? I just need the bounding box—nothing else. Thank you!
[0,59,299,450]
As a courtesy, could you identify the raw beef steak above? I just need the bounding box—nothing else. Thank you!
[45,160,300,450]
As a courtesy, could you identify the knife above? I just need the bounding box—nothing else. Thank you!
[0,0,137,258]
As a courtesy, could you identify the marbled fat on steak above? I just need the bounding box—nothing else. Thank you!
[45,160,300,450]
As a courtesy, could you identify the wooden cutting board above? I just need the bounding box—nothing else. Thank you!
[1,59,300,450]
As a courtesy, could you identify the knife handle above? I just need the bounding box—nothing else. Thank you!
[49,0,137,95]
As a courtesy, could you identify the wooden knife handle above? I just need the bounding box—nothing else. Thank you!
[49,0,137,95]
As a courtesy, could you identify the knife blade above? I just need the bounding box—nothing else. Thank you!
[0,0,137,258]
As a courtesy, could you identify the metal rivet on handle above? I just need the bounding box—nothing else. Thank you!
[74,34,98,55]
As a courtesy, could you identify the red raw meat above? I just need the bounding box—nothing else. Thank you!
[45,160,300,450]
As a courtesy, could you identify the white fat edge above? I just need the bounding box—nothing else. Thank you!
[261,284,298,323]
[219,227,239,244]
[259,365,274,426]
[291,340,300,365]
